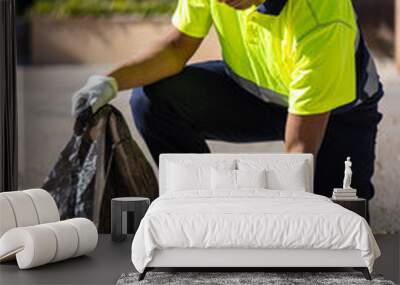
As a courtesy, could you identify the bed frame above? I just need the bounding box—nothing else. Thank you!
[140,248,371,280]
[139,154,371,281]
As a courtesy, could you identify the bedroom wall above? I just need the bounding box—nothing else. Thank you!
[17,3,400,233]
[17,58,400,235]
[111,59,399,233]
[368,61,400,234]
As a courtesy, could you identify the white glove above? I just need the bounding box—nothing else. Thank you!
[71,75,118,118]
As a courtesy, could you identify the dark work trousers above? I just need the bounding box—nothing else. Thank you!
[130,60,383,219]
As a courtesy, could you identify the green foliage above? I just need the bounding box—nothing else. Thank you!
[28,0,177,17]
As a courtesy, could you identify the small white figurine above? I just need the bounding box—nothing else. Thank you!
[342,157,353,190]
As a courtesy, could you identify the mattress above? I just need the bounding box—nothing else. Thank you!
[131,190,380,273]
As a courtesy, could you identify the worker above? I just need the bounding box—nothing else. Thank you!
[72,0,383,217]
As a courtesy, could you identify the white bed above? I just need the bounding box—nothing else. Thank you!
[131,154,380,280]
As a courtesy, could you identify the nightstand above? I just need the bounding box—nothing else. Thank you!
[111,197,150,242]
[331,198,367,219]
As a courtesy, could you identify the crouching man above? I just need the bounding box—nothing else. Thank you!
[72,0,383,217]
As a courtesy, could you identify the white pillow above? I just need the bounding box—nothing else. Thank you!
[238,159,308,191]
[166,160,235,191]
[237,169,267,189]
[166,162,211,191]
[211,168,236,190]
[211,169,267,190]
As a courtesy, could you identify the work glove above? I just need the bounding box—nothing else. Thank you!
[71,75,118,118]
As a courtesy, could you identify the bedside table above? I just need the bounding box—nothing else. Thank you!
[331,198,366,219]
[111,197,150,242]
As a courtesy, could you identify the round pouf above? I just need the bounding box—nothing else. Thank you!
[111,197,150,242]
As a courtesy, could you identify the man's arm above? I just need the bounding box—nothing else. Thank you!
[108,27,203,91]
[71,27,203,117]
[284,112,330,156]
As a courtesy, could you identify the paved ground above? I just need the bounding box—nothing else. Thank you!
[16,59,400,233]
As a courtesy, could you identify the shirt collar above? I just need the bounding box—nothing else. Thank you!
[256,0,288,15]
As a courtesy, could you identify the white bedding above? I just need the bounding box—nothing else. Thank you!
[131,190,380,273]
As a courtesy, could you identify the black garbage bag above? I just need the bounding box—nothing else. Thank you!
[42,105,158,233]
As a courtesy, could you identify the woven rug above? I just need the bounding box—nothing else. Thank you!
[117,272,396,285]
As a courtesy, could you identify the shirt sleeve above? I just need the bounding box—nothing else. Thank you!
[288,23,357,115]
[172,0,212,38]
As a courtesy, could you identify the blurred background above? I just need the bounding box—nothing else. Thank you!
[15,0,399,235]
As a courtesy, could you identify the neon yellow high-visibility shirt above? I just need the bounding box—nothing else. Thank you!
[172,0,358,115]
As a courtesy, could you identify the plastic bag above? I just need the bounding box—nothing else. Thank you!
[43,105,158,233]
